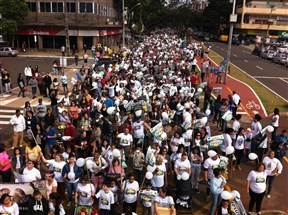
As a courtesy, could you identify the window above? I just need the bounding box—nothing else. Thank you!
[66,2,76,13]
[27,2,36,12]
[40,2,51,12]
[79,3,93,13]
[52,2,63,13]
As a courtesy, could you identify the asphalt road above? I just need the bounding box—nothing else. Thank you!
[0,56,74,93]
[205,41,288,102]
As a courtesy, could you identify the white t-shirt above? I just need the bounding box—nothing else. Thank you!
[48,202,65,215]
[23,167,41,182]
[154,195,174,208]
[203,157,228,180]
[151,163,166,188]
[109,185,119,202]
[221,133,232,153]
[245,133,253,149]
[234,135,245,150]
[262,157,283,176]
[76,183,95,206]
[132,121,145,139]
[95,189,115,210]
[251,121,262,137]
[182,132,192,147]
[271,114,279,127]
[105,150,114,166]
[0,203,19,215]
[107,85,115,98]
[247,170,267,193]
[174,159,191,175]
[232,120,240,132]
[118,133,133,146]
[47,160,66,182]
[46,179,58,199]
[141,189,158,208]
[170,137,185,152]
[122,180,139,203]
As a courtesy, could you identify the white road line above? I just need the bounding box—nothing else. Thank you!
[256,66,263,70]
[233,54,238,57]
[254,76,287,79]
[0,115,13,118]
[280,78,288,84]
[0,121,10,125]
[0,110,23,113]
[236,112,247,115]
[0,98,20,106]
[244,60,248,62]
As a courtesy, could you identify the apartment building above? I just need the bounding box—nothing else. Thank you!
[16,0,122,51]
[235,0,288,39]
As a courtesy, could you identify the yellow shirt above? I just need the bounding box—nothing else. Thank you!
[25,145,42,161]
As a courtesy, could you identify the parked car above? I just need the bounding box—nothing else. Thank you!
[272,53,288,65]
[277,45,288,53]
[0,47,18,57]
[260,50,275,60]
[232,38,240,45]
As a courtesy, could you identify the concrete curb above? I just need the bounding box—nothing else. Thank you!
[17,54,95,60]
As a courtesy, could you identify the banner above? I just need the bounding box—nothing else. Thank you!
[139,190,158,202]
[207,134,225,148]
[150,122,164,141]
[222,110,233,122]
[0,181,46,213]
[231,197,247,215]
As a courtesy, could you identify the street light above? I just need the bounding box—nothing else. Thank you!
[122,1,141,49]
[224,0,237,84]
[266,5,276,39]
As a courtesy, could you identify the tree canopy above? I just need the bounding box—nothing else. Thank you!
[0,0,29,43]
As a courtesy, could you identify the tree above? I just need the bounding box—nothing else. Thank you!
[0,0,29,43]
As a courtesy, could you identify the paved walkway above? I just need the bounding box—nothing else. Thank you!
[196,56,267,121]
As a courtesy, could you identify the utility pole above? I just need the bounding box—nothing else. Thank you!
[122,0,126,49]
[224,0,237,84]
[64,0,70,56]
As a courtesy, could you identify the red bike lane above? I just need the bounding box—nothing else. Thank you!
[196,57,267,119]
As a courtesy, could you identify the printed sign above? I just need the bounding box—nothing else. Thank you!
[150,122,164,141]
[213,87,222,94]
[207,135,225,148]
[0,181,46,213]
[139,190,158,202]
[222,110,233,122]
[231,197,247,215]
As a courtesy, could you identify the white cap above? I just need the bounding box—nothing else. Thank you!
[208,150,217,157]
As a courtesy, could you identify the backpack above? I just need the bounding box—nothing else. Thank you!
[252,132,267,145]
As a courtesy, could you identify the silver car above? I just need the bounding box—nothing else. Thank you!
[272,53,287,65]
[0,47,18,57]
[260,50,275,60]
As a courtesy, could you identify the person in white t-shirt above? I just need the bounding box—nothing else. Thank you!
[75,175,95,206]
[271,108,280,142]
[174,152,191,176]
[95,182,115,214]
[22,160,41,182]
[132,117,145,145]
[247,163,268,214]
[117,128,133,160]
[262,151,283,199]
[251,114,262,154]
[45,172,57,200]
[121,173,139,213]
[154,186,175,215]
[48,192,66,215]
[151,155,167,190]
[232,114,242,133]
[140,182,157,215]
[0,194,19,215]
[221,128,234,155]
[232,127,246,171]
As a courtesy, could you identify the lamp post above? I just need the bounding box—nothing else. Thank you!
[266,5,275,39]
[224,0,237,84]
[122,1,141,49]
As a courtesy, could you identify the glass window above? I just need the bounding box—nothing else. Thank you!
[67,2,76,13]
[79,3,93,13]
[58,2,63,12]
[27,2,36,12]
[52,2,63,12]
[40,2,51,12]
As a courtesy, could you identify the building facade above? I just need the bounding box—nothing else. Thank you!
[16,0,122,51]
[235,0,288,39]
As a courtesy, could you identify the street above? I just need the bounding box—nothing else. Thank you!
[206,41,288,102]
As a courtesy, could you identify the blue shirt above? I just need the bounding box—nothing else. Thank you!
[43,127,56,145]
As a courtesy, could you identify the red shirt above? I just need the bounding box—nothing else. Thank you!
[190,75,199,86]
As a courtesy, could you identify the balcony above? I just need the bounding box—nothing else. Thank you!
[234,23,288,31]
[236,6,288,16]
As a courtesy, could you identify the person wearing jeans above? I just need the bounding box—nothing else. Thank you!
[210,168,226,215]
[62,153,83,206]
[190,146,203,193]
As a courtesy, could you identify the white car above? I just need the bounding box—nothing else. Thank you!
[277,45,288,53]
[0,47,18,57]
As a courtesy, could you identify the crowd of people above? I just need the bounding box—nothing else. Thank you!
[0,29,287,215]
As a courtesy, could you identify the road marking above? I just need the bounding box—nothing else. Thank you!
[209,50,270,115]
[0,121,10,125]
[256,66,263,70]
[280,78,288,84]
[244,60,248,62]
[0,115,14,118]
[233,54,238,57]
[0,98,20,106]
[227,87,252,119]
[220,48,224,51]
[284,156,288,163]
[0,110,23,113]
[254,76,287,79]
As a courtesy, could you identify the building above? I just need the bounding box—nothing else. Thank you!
[189,0,209,12]
[16,0,122,52]
[235,0,288,40]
